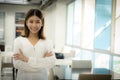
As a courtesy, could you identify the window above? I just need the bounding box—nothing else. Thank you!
[113,0,120,75]
[66,0,112,50]
[66,0,120,77]
[94,0,112,50]
[66,0,112,68]
[66,0,82,47]
[66,2,74,46]
[114,0,120,54]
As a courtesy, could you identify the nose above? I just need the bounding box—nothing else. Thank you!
[32,22,37,27]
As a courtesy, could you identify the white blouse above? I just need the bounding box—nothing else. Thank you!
[13,36,56,80]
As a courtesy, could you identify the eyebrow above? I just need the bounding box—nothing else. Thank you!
[29,19,40,21]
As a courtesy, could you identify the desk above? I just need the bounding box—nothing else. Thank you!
[72,68,92,74]
[54,59,92,80]
[55,58,72,66]
[55,59,92,79]
[72,68,92,79]
[54,59,72,79]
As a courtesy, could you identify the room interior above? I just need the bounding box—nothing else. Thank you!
[0,0,120,80]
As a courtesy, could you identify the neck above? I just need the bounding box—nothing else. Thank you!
[28,33,39,39]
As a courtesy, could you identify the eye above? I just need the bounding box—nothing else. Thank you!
[36,20,40,23]
[36,21,40,23]
[29,20,33,23]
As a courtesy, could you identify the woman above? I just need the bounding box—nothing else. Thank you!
[13,9,56,80]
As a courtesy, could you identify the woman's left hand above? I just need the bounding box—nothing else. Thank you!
[44,51,53,57]
[13,49,28,62]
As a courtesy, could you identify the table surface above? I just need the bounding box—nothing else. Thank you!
[55,59,72,66]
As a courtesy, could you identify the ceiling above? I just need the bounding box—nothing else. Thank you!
[0,0,57,9]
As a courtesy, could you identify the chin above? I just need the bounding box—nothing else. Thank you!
[32,32,38,34]
[29,29,39,33]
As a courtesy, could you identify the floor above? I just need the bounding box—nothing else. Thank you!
[1,66,71,80]
[1,68,14,80]
[1,73,13,80]
[1,67,118,80]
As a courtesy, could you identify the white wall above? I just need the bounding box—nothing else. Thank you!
[44,0,72,52]
[43,3,56,46]
[0,4,39,51]
[55,0,67,51]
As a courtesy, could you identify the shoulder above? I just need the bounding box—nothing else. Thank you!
[42,39,52,44]
[41,39,53,46]
[14,36,25,42]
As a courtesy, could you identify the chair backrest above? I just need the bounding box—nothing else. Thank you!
[1,52,13,68]
[72,60,92,69]
[79,74,112,80]
[49,68,54,80]
[71,60,92,80]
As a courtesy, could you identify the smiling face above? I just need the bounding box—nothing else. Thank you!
[26,16,42,34]
[24,9,45,39]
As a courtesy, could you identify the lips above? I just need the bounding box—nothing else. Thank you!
[30,27,38,31]
[32,29,38,31]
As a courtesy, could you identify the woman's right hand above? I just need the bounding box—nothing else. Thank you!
[44,51,53,57]
[13,49,28,62]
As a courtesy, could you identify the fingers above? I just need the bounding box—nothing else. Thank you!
[13,49,22,60]
[19,49,23,54]
[46,53,53,56]
[48,52,53,56]
[13,53,20,60]
[13,49,24,60]
[44,51,53,57]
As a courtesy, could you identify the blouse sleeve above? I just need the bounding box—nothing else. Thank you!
[13,38,56,71]
[27,40,56,69]
[13,37,38,72]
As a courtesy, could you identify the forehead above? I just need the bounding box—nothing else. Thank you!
[28,16,41,21]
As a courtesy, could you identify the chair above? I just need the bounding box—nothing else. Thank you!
[72,60,92,68]
[78,74,112,80]
[1,53,16,80]
[49,68,55,80]
[71,60,92,79]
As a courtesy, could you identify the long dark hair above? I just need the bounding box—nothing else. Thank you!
[23,9,46,39]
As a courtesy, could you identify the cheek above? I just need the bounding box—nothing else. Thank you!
[38,26,42,30]
[38,23,42,28]
[41,22,43,26]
